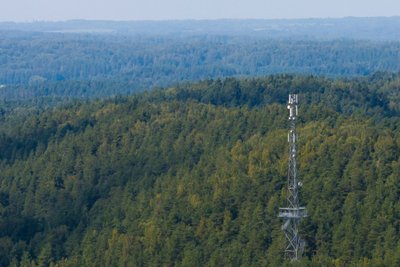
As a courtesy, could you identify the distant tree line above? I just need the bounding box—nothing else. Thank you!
[0,32,400,99]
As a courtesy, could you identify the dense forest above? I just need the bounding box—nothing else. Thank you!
[1,32,400,100]
[0,74,400,266]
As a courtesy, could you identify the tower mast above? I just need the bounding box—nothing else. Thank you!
[279,94,307,261]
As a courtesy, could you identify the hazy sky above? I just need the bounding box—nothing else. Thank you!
[1,0,400,22]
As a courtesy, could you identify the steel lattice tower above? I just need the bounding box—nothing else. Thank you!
[279,94,307,261]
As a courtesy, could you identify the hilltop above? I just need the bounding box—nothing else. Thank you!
[0,74,399,266]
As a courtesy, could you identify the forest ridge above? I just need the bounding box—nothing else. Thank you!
[1,17,400,100]
[0,75,400,266]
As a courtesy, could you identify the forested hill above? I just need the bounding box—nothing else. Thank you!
[1,31,400,99]
[0,75,400,266]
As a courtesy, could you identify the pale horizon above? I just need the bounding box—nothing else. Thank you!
[1,0,400,22]
[2,15,400,24]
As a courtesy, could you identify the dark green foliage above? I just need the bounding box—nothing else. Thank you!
[0,75,399,266]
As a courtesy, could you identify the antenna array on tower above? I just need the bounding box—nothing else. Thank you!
[279,94,307,261]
